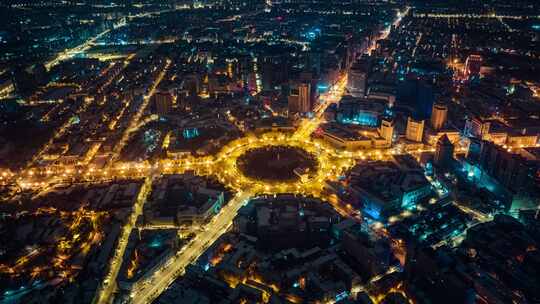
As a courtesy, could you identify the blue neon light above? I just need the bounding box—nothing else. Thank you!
[364,204,381,220]
[339,114,378,127]
[182,128,200,139]
[335,291,349,301]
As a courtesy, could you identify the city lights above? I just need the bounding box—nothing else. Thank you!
[1,1,539,304]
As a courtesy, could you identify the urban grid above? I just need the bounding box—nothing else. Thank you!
[0,0,540,304]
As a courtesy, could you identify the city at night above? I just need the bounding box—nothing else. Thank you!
[1,0,540,303]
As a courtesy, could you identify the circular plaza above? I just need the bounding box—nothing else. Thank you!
[236,145,318,182]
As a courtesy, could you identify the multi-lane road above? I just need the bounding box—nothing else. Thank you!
[131,190,255,304]
[107,59,172,167]
[128,8,412,303]
[44,9,181,71]
[94,176,154,304]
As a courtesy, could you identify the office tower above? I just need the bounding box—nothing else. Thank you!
[466,137,483,162]
[347,60,369,97]
[298,82,311,113]
[154,92,173,115]
[261,62,276,91]
[465,54,483,77]
[475,140,529,195]
[299,71,319,107]
[434,134,454,167]
[183,74,200,96]
[379,118,395,143]
[306,50,322,75]
[430,103,448,131]
[288,82,312,114]
[288,94,300,114]
[397,79,434,120]
[261,55,288,91]
[406,117,424,142]
[464,117,490,138]
[176,90,189,110]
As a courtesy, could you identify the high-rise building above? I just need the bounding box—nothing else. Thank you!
[397,79,434,120]
[298,82,311,113]
[176,90,189,110]
[347,69,366,97]
[288,94,299,114]
[305,50,322,75]
[379,118,395,144]
[154,92,173,115]
[261,55,288,91]
[465,54,483,77]
[472,140,530,194]
[464,117,491,138]
[347,58,370,97]
[288,82,312,114]
[261,62,276,91]
[406,117,424,142]
[430,103,448,131]
[183,74,200,96]
[434,134,454,167]
[345,41,356,70]
[299,71,319,106]
[466,137,483,162]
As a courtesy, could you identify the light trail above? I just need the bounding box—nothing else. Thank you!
[293,74,348,140]
[412,13,540,19]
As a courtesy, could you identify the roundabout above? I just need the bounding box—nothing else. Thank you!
[205,132,356,195]
[10,54,427,304]
[236,145,318,182]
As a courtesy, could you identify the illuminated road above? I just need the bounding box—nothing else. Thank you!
[94,175,154,304]
[293,74,348,140]
[350,265,401,295]
[125,132,357,303]
[5,6,438,304]
[44,9,177,70]
[44,29,113,70]
[128,9,412,303]
[366,6,410,55]
[107,59,171,167]
[431,201,493,249]
[294,6,409,140]
[131,190,255,304]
